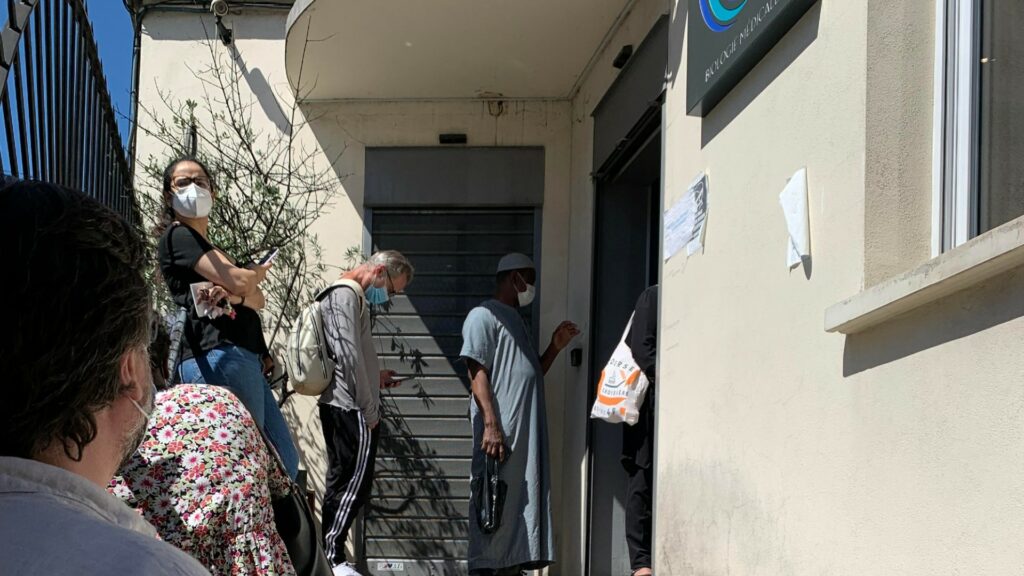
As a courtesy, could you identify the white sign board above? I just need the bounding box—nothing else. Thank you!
[663,172,709,261]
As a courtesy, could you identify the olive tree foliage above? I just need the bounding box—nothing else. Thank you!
[134,25,345,381]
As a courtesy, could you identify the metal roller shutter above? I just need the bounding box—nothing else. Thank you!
[366,208,538,576]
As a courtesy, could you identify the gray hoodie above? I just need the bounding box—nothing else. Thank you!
[318,282,381,426]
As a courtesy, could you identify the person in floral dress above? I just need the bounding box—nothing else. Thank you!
[110,382,296,576]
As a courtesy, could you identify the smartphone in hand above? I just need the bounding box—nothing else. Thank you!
[258,248,280,266]
[383,376,413,389]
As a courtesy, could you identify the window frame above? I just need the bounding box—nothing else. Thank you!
[933,0,981,255]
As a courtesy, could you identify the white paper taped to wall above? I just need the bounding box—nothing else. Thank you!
[663,172,708,262]
[779,168,809,269]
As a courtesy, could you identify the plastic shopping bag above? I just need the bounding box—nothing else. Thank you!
[590,315,650,425]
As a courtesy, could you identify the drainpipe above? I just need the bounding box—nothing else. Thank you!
[126,0,146,187]
[125,1,294,185]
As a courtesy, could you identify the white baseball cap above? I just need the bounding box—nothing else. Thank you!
[496,253,535,274]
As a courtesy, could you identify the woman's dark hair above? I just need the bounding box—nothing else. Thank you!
[148,312,172,391]
[0,181,152,460]
[154,155,214,237]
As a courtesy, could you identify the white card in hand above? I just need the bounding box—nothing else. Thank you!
[189,281,217,318]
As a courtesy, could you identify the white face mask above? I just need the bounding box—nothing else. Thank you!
[171,183,213,218]
[120,381,156,470]
[515,274,536,307]
[130,381,157,421]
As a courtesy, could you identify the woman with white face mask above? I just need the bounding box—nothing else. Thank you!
[155,157,300,480]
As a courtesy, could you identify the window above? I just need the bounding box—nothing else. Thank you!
[935,0,1024,252]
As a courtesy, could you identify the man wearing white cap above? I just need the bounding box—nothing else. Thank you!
[460,253,579,575]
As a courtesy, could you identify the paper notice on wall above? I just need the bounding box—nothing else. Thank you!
[663,172,709,262]
[779,167,809,269]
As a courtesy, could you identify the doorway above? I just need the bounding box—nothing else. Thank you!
[585,16,666,576]
[587,103,662,576]
[360,147,544,576]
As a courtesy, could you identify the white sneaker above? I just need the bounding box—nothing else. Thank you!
[332,563,363,576]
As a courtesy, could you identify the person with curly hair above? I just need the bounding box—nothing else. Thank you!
[0,180,209,575]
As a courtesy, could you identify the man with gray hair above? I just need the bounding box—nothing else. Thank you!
[319,250,415,576]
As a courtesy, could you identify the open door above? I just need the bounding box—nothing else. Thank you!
[586,16,666,575]
[587,105,661,576]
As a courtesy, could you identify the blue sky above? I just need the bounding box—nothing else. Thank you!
[85,0,134,145]
[0,1,135,144]
[0,1,135,176]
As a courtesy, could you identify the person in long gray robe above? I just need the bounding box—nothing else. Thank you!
[460,253,579,576]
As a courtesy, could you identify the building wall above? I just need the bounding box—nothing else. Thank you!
[562,1,671,573]
[136,6,585,572]
[299,99,576,568]
[656,1,1024,575]
[135,2,1024,575]
[135,4,328,495]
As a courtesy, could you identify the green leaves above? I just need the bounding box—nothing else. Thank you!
[135,38,344,365]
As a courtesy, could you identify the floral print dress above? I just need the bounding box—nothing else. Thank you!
[110,384,297,576]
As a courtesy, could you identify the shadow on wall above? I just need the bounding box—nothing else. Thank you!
[843,267,1024,376]
[143,11,293,139]
[142,11,286,42]
[368,301,473,568]
[232,53,292,136]
[665,1,822,147]
[282,396,329,512]
[665,2,686,90]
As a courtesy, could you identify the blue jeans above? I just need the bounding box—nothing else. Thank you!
[179,344,300,479]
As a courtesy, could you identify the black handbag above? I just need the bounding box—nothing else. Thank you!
[271,481,333,576]
[258,429,333,576]
[471,456,507,534]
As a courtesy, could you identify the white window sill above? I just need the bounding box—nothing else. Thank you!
[825,215,1024,334]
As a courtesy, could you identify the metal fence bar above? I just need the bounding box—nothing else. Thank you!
[10,4,28,178]
[23,6,40,179]
[58,0,68,186]
[2,89,17,176]
[88,66,98,197]
[43,0,54,182]
[0,0,134,223]
[71,3,84,189]
[13,46,28,178]
[83,59,93,194]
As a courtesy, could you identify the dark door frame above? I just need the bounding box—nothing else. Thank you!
[585,99,664,576]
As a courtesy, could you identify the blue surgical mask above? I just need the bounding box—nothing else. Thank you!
[366,271,391,306]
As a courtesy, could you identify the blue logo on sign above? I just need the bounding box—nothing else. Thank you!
[699,0,747,32]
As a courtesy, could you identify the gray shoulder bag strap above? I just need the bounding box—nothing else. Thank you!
[165,308,188,385]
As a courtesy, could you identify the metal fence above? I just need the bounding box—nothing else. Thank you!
[0,0,135,223]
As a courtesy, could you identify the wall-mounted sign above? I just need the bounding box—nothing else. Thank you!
[687,0,818,116]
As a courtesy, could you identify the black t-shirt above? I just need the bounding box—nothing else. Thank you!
[623,284,658,468]
[157,223,269,360]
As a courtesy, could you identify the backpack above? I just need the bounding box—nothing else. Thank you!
[286,279,365,396]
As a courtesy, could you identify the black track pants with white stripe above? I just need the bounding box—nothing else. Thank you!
[320,404,380,567]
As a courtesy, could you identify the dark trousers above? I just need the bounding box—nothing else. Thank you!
[622,390,655,571]
[320,404,380,567]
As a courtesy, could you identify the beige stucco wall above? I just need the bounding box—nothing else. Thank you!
[562,1,672,573]
[299,98,577,568]
[136,7,584,573]
[657,1,1024,575]
[863,0,937,286]
[135,6,331,492]
[136,2,1024,575]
